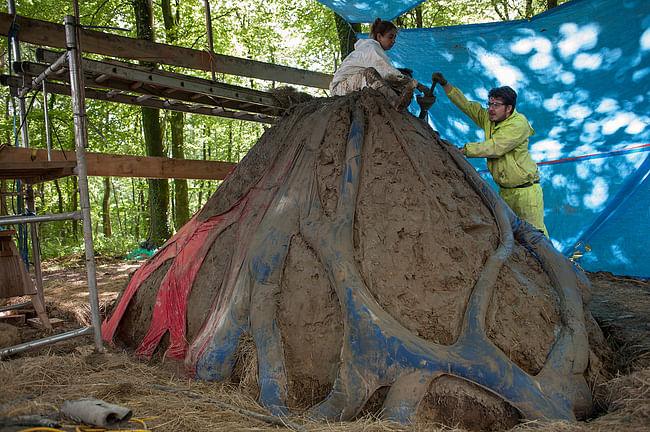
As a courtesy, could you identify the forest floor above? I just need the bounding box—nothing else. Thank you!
[0,255,648,432]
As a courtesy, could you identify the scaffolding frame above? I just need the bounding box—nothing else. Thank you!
[1,10,103,357]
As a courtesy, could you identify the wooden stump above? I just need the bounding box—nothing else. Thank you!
[0,229,51,330]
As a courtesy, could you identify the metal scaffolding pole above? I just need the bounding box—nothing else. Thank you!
[204,0,216,82]
[17,51,69,98]
[0,210,82,225]
[7,0,30,267]
[65,13,103,353]
[43,81,53,160]
[26,187,45,307]
[0,327,93,358]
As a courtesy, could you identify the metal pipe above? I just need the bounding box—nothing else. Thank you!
[204,0,216,81]
[0,326,92,358]
[65,14,103,353]
[7,0,21,61]
[43,81,53,161]
[0,210,82,225]
[26,187,45,308]
[7,0,30,264]
[0,301,30,312]
[17,51,69,98]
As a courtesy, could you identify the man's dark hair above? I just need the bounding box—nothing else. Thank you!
[489,86,517,110]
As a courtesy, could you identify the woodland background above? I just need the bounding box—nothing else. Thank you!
[0,0,569,258]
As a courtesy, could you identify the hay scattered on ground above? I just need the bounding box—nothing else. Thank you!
[2,346,648,431]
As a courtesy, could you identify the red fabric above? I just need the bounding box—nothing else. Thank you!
[102,120,309,366]
[101,214,203,345]
[134,208,242,359]
[186,140,307,373]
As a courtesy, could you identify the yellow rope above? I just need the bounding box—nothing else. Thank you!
[17,428,65,432]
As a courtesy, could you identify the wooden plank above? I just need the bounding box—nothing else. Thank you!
[37,50,283,108]
[27,317,63,329]
[22,56,283,114]
[0,146,237,180]
[2,76,278,124]
[0,161,75,183]
[0,12,333,89]
[0,312,26,325]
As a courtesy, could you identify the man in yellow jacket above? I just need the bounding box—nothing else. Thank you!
[432,72,548,237]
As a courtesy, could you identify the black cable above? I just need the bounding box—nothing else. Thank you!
[51,118,69,160]
[15,91,39,137]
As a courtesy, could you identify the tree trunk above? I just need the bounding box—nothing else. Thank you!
[227,122,233,162]
[491,0,509,20]
[415,5,423,28]
[161,0,189,230]
[112,179,123,234]
[133,0,171,246]
[525,0,534,17]
[102,176,112,237]
[143,108,170,245]
[171,112,189,228]
[334,12,360,61]
[548,0,558,9]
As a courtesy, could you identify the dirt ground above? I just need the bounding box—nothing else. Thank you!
[0,255,648,432]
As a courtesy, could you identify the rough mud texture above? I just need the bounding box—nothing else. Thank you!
[115,261,173,348]
[278,235,343,409]
[110,89,603,427]
[417,375,521,431]
[487,246,561,375]
[186,225,236,342]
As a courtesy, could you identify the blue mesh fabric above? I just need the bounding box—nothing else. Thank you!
[363,0,650,276]
[316,0,426,23]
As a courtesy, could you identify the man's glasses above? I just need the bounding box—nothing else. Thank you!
[486,102,506,108]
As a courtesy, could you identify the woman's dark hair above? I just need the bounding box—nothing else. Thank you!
[488,86,517,110]
[370,18,397,40]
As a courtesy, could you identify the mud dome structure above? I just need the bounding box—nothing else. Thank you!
[103,90,602,429]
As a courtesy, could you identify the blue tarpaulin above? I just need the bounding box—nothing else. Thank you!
[316,0,426,23]
[354,0,650,277]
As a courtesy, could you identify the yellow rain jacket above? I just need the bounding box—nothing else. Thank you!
[446,86,538,187]
[445,85,548,236]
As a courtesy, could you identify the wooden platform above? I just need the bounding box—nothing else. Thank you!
[0,160,76,184]
[0,144,237,181]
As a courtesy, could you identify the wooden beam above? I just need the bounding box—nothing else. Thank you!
[0,12,333,89]
[0,161,75,184]
[36,49,281,108]
[1,76,278,124]
[0,146,236,180]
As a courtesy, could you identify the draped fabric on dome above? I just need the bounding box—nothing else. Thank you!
[316,0,426,23]
[347,0,649,276]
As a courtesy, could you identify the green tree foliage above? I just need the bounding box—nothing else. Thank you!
[396,0,571,27]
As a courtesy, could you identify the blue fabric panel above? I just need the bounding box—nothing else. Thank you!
[565,153,650,278]
[376,0,650,276]
[316,0,426,23]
